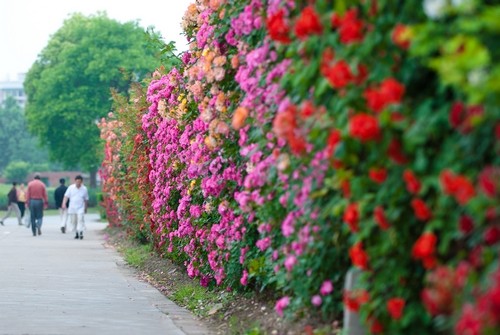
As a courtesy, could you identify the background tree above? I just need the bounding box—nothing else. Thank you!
[3,161,30,183]
[0,96,49,175]
[24,13,163,186]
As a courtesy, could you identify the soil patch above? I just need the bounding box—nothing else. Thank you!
[101,227,340,335]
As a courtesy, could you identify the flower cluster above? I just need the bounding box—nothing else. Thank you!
[99,0,500,333]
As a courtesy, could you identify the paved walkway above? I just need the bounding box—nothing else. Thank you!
[0,213,214,335]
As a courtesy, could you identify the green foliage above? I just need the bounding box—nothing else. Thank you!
[3,161,30,182]
[0,96,49,174]
[0,184,11,210]
[243,327,264,335]
[411,3,500,104]
[24,13,163,173]
[86,187,100,207]
[144,28,183,67]
[30,163,50,172]
[171,283,220,316]
[123,244,152,268]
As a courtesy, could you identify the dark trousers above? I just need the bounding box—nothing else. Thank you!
[29,199,44,235]
[18,202,26,218]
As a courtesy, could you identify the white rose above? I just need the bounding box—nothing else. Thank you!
[423,0,446,19]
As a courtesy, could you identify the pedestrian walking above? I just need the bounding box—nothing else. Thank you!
[17,183,27,222]
[26,173,48,236]
[0,182,23,226]
[62,175,89,240]
[54,178,69,233]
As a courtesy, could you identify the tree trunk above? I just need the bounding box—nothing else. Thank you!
[89,168,97,188]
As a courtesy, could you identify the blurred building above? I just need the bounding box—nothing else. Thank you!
[0,73,26,109]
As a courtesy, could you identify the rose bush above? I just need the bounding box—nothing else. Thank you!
[99,0,499,333]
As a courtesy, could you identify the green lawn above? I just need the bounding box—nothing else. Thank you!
[0,183,12,195]
[44,207,101,216]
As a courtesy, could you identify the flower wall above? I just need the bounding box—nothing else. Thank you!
[99,0,500,333]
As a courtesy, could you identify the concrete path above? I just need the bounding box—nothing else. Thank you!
[0,213,214,335]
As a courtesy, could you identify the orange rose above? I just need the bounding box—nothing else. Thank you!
[232,107,249,130]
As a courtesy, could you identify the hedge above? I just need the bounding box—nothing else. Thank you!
[99,1,500,334]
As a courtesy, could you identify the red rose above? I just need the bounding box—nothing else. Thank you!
[332,159,344,169]
[349,242,369,270]
[374,206,390,230]
[449,102,465,129]
[364,78,405,113]
[440,170,459,194]
[272,106,308,155]
[486,207,497,221]
[349,113,381,142]
[343,289,369,312]
[320,48,335,74]
[495,123,500,140]
[412,232,437,269]
[453,175,475,205]
[369,0,378,16]
[300,100,315,119]
[353,63,369,85]
[422,256,437,269]
[387,139,408,164]
[484,226,500,245]
[455,304,483,335]
[379,78,405,105]
[294,6,323,39]
[363,88,385,113]
[287,134,307,155]
[468,246,483,269]
[369,317,384,334]
[342,180,351,198]
[369,167,387,184]
[448,102,484,134]
[411,198,432,221]
[331,9,364,44]
[424,266,456,315]
[387,297,406,320]
[459,215,474,235]
[339,17,363,44]
[412,232,436,258]
[343,203,359,232]
[391,24,411,49]
[326,129,342,157]
[462,105,483,133]
[273,105,297,139]
[478,166,499,198]
[440,170,475,205]
[421,287,453,316]
[391,112,405,122]
[266,10,291,44]
[488,283,500,323]
[454,261,471,289]
[331,13,341,28]
[325,60,353,89]
[421,289,440,316]
[403,169,421,194]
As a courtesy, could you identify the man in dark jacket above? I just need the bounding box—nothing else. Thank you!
[54,178,69,233]
[0,182,22,226]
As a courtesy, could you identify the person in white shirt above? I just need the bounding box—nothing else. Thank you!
[62,175,89,240]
